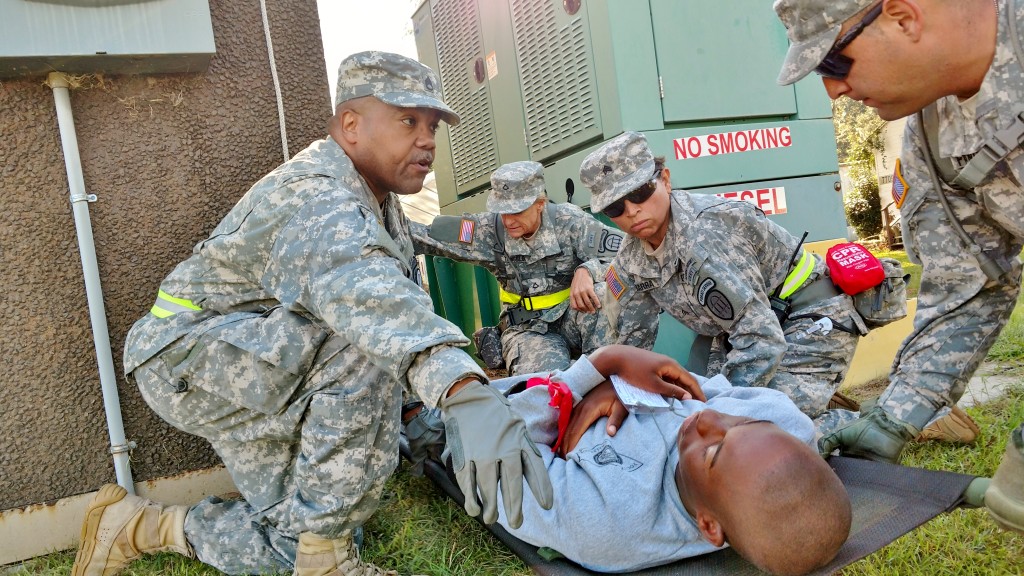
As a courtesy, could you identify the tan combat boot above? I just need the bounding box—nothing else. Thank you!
[916,405,980,444]
[72,484,193,576]
[294,531,400,576]
[986,424,1024,533]
[826,390,861,412]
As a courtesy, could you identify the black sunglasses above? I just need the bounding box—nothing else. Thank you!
[814,2,884,80]
[602,171,662,218]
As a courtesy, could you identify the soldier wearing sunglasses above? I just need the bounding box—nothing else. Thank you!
[775,0,1024,534]
[580,131,867,435]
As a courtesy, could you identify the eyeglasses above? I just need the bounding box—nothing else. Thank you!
[601,171,662,218]
[814,2,883,80]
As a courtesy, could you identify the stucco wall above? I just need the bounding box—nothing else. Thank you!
[0,0,330,511]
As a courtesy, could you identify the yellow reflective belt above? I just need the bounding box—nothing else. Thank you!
[150,289,201,319]
[778,250,814,299]
[498,286,571,311]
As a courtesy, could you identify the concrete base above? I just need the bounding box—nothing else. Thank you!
[845,299,918,388]
[0,466,236,566]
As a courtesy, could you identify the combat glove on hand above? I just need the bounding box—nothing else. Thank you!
[818,406,919,463]
[402,406,446,476]
[440,380,554,528]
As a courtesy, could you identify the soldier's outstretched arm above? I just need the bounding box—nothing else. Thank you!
[440,377,554,529]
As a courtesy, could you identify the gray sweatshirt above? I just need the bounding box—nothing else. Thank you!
[496,357,815,573]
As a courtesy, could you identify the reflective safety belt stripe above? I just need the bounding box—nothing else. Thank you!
[778,250,814,299]
[498,286,571,311]
[150,289,201,319]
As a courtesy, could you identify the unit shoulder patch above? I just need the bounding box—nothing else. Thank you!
[599,229,623,253]
[705,289,734,321]
[697,276,735,321]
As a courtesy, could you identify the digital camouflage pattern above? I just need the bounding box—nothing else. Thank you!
[486,161,547,214]
[874,1,1024,430]
[124,137,485,574]
[334,51,460,126]
[603,191,866,426]
[411,202,623,375]
[773,0,876,85]
[579,131,657,214]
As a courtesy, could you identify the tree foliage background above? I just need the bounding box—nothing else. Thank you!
[833,98,886,239]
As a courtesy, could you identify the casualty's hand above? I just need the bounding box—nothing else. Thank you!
[559,380,629,457]
[569,268,601,313]
[588,345,706,402]
[440,379,554,528]
[818,406,919,463]
[402,406,446,476]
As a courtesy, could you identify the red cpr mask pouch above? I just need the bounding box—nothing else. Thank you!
[826,242,885,296]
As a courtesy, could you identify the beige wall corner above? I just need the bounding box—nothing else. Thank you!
[845,299,918,388]
[0,467,236,566]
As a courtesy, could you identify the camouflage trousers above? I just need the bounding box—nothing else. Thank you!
[132,332,401,575]
[879,192,1023,429]
[707,294,860,422]
[502,286,616,375]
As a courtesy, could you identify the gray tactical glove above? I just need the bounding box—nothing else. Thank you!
[403,406,446,476]
[440,380,554,528]
[818,406,920,463]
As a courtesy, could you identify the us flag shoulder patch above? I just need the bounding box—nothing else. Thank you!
[458,219,475,243]
[892,158,909,209]
[606,265,626,300]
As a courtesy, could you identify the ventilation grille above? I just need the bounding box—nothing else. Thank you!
[511,0,600,160]
[431,0,497,191]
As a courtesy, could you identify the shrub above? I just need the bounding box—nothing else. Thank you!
[845,165,882,239]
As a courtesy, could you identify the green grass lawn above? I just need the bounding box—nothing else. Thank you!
[9,250,1023,576]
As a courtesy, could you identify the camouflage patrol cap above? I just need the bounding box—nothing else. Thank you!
[335,51,460,126]
[774,0,876,85]
[486,161,546,214]
[579,131,656,214]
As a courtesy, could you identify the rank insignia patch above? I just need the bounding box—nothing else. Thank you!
[458,219,475,243]
[892,158,909,209]
[606,266,626,300]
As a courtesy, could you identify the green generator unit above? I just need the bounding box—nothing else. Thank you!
[412,0,847,366]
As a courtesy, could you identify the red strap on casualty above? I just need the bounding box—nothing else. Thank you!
[526,375,573,453]
[825,242,885,295]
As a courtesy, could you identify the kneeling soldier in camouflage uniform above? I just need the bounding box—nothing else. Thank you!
[583,132,976,441]
[70,51,553,576]
[412,161,623,375]
[582,131,870,434]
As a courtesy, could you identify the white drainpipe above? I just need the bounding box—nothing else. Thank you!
[47,72,136,495]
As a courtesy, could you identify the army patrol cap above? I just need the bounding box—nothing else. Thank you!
[580,131,656,214]
[335,51,460,126]
[774,0,876,85]
[486,161,546,214]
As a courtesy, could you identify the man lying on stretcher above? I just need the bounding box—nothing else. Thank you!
[404,345,851,576]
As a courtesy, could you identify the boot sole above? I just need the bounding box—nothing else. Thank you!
[989,508,1024,533]
[71,484,129,576]
[987,484,1024,533]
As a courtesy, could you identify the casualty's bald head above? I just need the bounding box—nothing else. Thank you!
[721,443,850,575]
